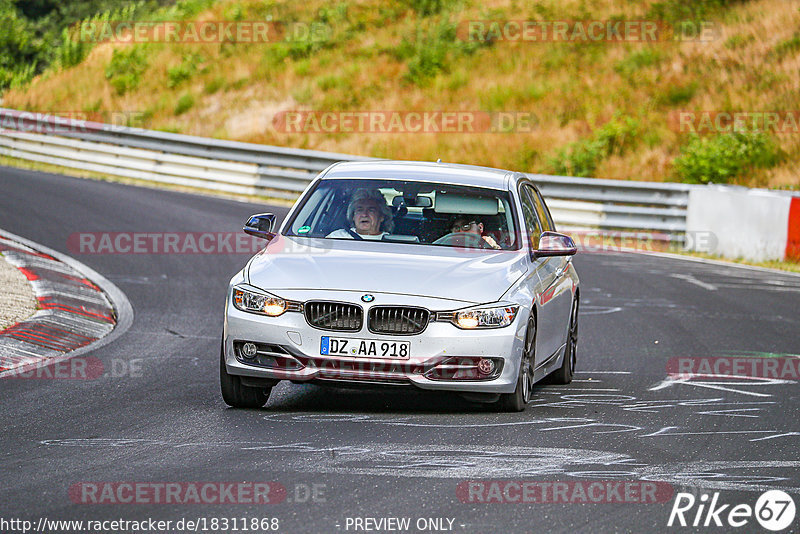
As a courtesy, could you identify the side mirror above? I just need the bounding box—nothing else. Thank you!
[243,213,277,240]
[534,231,577,258]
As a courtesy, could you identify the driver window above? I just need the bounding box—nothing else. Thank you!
[519,185,543,249]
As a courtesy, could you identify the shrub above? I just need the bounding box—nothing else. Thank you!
[404,23,452,85]
[724,34,753,50]
[656,82,697,106]
[402,0,456,16]
[772,32,800,60]
[594,115,640,155]
[174,93,194,115]
[403,18,490,86]
[163,0,215,20]
[58,3,143,70]
[0,0,41,90]
[548,115,640,177]
[0,0,150,89]
[614,48,662,79]
[550,140,605,177]
[647,0,749,25]
[105,46,148,95]
[673,131,783,184]
[203,76,224,94]
[167,53,206,88]
[316,74,349,91]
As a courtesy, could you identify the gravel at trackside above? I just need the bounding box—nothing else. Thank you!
[0,252,37,330]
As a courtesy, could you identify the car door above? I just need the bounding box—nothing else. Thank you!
[525,184,574,356]
[518,183,561,366]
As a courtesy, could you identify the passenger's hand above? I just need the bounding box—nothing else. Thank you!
[483,235,501,249]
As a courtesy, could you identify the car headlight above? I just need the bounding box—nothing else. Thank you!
[232,286,291,317]
[440,304,519,329]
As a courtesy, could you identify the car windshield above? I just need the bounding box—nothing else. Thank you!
[285,178,519,250]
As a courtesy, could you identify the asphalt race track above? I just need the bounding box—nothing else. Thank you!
[1,165,798,533]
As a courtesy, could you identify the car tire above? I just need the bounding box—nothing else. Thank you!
[498,315,536,412]
[547,297,578,385]
[220,345,272,408]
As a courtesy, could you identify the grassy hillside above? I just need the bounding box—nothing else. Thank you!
[4,0,800,188]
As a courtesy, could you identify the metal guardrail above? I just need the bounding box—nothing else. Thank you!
[0,108,694,238]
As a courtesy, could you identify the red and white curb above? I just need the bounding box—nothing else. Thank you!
[0,230,133,376]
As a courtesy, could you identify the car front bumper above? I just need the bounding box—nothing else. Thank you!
[223,294,527,394]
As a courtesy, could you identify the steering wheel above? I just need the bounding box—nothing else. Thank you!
[432,232,492,249]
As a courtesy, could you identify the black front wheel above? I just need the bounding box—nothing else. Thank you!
[220,345,272,408]
[498,316,536,412]
[547,297,578,385]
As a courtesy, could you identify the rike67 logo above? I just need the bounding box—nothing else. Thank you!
[668,490,796,531]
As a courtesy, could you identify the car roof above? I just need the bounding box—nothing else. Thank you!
[322,160,518,190]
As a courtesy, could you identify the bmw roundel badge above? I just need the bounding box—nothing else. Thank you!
[361,294,375,303]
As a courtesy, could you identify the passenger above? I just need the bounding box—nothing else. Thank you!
[449,215,501,249]
[327,189,394,240]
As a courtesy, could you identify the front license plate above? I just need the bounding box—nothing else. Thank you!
[320,336,411,359]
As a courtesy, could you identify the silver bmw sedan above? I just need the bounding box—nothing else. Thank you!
[221,160,579,411]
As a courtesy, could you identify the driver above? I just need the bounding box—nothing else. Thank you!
[449,215,501,249]
[327,188,394,240]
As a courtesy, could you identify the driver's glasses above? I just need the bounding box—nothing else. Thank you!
[453,221,477,232]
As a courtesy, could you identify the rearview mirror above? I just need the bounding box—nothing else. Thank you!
[392,196,433,208]
[243,213,277,240]
[534,231,577,258]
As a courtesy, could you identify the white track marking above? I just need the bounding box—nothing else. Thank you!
[576,371,631,374]
[580,305,623,315]
[694,408,762,418]
[750,433,800,442]
[649,374,794,397]
[670,273,718,290]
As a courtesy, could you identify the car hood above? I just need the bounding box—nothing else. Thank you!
[246,236,528,305]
